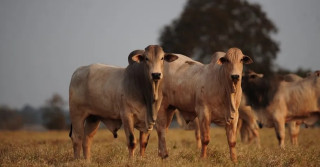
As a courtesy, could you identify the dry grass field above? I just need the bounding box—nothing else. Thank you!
[0,127,319,167]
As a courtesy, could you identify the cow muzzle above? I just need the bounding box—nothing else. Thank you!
[231,74,240,82]
[151,73,161,81]
[230,75,240,93]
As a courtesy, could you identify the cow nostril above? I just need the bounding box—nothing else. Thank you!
[151,73,161,80]
[231,75,239,80]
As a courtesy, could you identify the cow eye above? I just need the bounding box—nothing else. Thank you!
[145,57,149,61]
[161,57,164,60]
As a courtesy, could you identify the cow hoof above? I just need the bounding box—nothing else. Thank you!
[232,159,238,164]
[113,133,118,138]
[161,154,169,159]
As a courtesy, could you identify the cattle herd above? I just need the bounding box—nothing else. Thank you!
[68,45,320,163]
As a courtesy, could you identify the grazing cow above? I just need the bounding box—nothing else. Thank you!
[236,70,264,147]
[243,70,320,148]
[69,45,178,160]
[156,48,252,162]
[237,94,261,147]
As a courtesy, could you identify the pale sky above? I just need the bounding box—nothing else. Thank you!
[0,0,319,109]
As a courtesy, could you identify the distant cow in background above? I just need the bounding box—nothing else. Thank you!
[156,48,252,162]
[285,72,320,145]
[243,70,320,148]
[68,45,178,160]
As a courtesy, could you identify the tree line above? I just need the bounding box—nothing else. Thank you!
[0,94,69,130]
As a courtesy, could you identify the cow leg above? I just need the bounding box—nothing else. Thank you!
[194,118,201,149]
[197,107,210,158]
[237,119,243,139]
[123,116,136,157]
[240,122,248,143]
[156,103,175,159]
[251,127,261,148]
[139,131,150,157]
[248,127,255,144]
[288,121,300,146]
[83,115,100,160]
[225,112,239,163]
[274,117,286,148]
[70,117,85,159]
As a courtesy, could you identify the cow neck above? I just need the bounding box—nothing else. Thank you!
[123,62,159,131]
[124,63,153,104]
[207,63,241,113]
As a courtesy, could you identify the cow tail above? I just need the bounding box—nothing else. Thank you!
[69,124,72,138]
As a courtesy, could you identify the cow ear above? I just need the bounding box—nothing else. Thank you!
[131,54,144,63]
[257,73,264,78]
[242,55,253,64]
[164,53,178,62]
[217,57,228,65]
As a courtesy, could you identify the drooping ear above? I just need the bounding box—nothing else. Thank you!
[211,52,226,64]
[217,57,229,65]
[164,53,179,62]
[128,50,144,64]
[242,55,253,64]
[315,71,320,77]
[131,54,144,63]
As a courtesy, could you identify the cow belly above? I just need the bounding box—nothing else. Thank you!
[93,109,120,120]
[178,110,197,123]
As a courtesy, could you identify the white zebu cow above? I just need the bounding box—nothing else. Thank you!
[156,48,252,162]
[69,45,178,160]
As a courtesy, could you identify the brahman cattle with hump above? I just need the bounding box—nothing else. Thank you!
[68,45,178,160]
[156,48,252,162]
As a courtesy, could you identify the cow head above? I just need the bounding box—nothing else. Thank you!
[307,70,320,78]
[131,45,178,99]
[216,48,253,93]
[243,70,264,81]
[130,45,178,130]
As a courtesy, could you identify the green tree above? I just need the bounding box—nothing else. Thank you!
[41,94,67,130]
[159,0,279,77]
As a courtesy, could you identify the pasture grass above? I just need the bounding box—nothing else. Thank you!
[0,128,319,166]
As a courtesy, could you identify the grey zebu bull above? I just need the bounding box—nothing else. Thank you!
[69,45,178,160]
[243,70,320,148]
[156,48,252,162]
